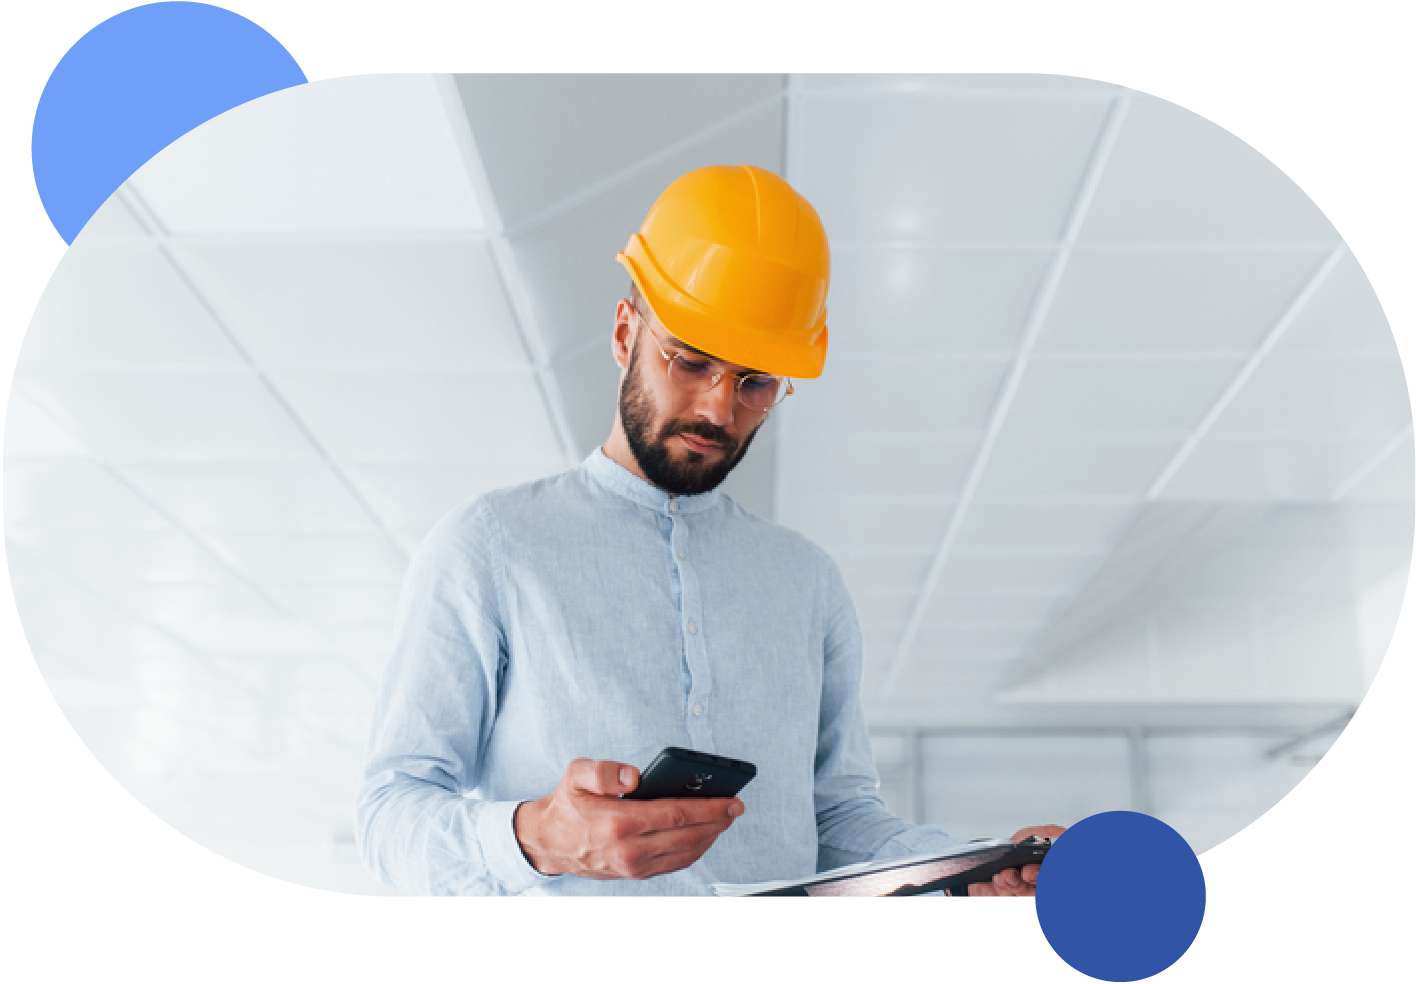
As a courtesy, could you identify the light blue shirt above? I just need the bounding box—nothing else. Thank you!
[355,449,963,895]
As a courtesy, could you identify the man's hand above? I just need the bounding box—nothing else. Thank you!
[513,758,745,879]
[967,824,1067,897]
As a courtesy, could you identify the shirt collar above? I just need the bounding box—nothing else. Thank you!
[584,448,722,516]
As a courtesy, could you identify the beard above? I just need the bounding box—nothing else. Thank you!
[618,338,760,496]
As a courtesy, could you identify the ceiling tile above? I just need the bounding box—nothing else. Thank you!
[939,549,1103,590]
[131,75,482,234]
[927,590,1066,625]
[1207,356,1411,439]
[779,497,951,553]
[1340,437,1414,503]
[15,372,320,463]
[853,591,915,626]
[176,239,526,371]
[20,243,245,373]
[1160,437,1393,500]
[269,369,560,464]
[199,531,408,584]
[1003,620,1154,701]
[878,657,1024,706]
[975,437,1180,498]
[1272,251,1399,358]
[3,459,172,530]
[784,358,1008,435]
[5,528,233,583]
[796,90,1113,243]
[1037,248,1334,354]
[551,339,621,461]
[801,74,1120,96]
[8,549,188,662]
[121,462,376,532]
[4,390,90,458]
[835,549,934,595]
[1078,92,1339,244]
[276,584,401,628]
[915,616,1047,651]
[827,247,1052,355]
[1006,358,1242,435]
[954,500,1142,550]
[160,615,333,656]
[343,461,563,538]
[455,74,783,230]
[779,434,978,497]
[101,579,289,625]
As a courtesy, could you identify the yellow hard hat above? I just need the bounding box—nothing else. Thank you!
[617,165,830,379]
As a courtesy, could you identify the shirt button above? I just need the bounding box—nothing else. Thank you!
[692,703,703,717]
[686,621,698,634]
[669,500,680,513]
[676,549,686,560]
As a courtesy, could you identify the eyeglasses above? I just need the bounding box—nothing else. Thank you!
[634,306,794,412]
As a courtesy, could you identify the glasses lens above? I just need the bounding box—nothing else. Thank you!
[668,354,718,388]
[737,374,787,411]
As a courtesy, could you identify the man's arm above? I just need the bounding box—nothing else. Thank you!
[354,499,554,895]
[811,553,968,870]
[811,554,1069,889]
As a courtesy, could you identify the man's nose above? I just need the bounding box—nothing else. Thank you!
[693,374,738,428]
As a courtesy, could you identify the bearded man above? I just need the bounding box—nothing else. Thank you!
[355,166,1061,895]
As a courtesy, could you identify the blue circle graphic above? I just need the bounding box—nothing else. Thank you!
[1035,811,1206,981]
[32,2,305,244]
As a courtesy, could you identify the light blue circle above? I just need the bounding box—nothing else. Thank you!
[1035,811,1206,982]
[31,2,305,243]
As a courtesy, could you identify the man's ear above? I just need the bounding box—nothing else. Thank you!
[612,298,635,371]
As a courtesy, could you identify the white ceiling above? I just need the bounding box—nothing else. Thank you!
[5,73,1410,889]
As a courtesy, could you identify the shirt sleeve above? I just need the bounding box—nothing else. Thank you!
[353,497,561,896]
[811,551,968,872]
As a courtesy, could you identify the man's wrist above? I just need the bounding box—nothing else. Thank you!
[512,798,558,875]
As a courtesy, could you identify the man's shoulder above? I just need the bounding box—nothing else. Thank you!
[715,495,839,572]
[418,467,587,551]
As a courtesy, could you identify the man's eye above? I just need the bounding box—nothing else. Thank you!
[675,356,713,375]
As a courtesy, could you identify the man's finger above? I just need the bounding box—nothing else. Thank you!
[635,796,742,833]
[969,881,998,897]
[614,824,729,878]
[1021,863,1042,884]
[567,758,637,797]
[993,869,1023,895]
[1010,824,1067,842]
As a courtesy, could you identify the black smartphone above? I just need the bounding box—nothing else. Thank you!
[621,746,756,800]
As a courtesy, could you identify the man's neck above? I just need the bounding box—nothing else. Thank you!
[602,419,667,492]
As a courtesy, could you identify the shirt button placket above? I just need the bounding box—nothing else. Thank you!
[673,502,710,745]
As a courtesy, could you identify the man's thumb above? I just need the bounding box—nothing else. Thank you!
[617,763,639,793]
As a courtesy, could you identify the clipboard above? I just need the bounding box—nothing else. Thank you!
[728,837,1052,897]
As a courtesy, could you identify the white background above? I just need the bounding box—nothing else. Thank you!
[1,1,1411,980]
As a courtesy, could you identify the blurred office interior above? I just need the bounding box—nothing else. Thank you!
[4,74,1410,893]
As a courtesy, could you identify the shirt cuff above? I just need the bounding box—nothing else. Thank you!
[474,799,563,895]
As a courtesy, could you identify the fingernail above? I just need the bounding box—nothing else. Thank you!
[619,766,634,787]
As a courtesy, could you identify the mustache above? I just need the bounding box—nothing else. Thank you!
[662,420,734,447]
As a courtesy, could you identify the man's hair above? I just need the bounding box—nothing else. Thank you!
[629,280,644,312]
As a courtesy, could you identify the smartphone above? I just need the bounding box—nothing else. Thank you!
[621,746,756,800]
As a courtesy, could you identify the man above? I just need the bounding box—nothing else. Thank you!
[355,165,1062,895]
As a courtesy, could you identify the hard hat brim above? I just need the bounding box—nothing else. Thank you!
[618,245,828,379]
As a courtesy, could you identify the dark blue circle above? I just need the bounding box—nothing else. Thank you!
[32,2,305,244]
[1035,811,1206,981]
